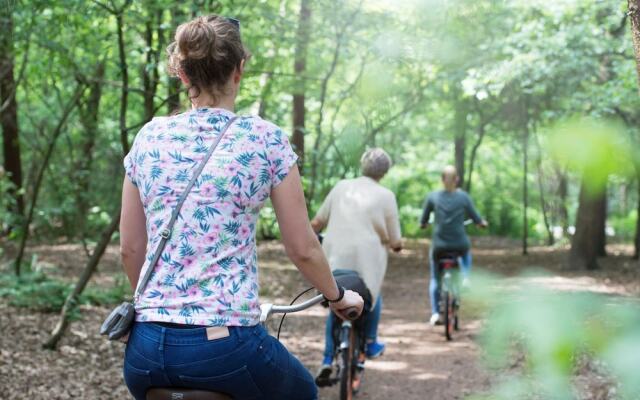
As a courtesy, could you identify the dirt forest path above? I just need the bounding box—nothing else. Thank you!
[1,238,638,399]
[272,241,491,400]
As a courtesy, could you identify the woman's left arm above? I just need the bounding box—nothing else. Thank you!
[120,178,148,290]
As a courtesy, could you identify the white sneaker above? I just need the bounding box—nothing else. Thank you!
[462,277,470,289]
[429,313,441,325]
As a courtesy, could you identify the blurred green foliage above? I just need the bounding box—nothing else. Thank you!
[548,118,634,194]
[466,272,640,399]
[0,268,131,317]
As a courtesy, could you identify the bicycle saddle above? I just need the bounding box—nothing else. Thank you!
[434,250,463,261]
[146,388,232,400]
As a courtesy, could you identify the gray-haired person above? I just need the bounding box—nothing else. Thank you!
[311,148,403,385]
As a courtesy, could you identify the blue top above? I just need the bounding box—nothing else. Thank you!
[420,189,483,252]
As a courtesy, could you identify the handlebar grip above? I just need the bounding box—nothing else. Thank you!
[344,307,360,321]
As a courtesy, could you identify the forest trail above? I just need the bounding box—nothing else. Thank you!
[1,238,637,399]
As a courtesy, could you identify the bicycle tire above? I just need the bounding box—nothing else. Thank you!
[444,290,453,341]
[453,298,460,331]
[352,332,365,395]
[339,327,355,400]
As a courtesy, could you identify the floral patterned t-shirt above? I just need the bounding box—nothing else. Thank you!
[124,108,297,326]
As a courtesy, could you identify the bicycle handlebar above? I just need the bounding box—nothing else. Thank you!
[271,294,325,314]
[259,294,361,323]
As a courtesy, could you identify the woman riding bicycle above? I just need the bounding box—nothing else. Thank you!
[310,148,402,384]
[119,15,363,400]
[419,165,487,325]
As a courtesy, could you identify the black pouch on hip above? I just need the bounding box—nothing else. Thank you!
[100,301,135,340]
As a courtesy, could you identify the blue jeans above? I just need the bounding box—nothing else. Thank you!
[429,249,471,315]
[322,295,382,361]
[123,322,317,400]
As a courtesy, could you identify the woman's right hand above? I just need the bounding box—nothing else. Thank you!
[329,289,364,321]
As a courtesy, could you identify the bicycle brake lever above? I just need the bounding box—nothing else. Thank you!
[259,303,274,323]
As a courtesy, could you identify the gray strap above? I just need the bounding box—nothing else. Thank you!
[134,116,238,302]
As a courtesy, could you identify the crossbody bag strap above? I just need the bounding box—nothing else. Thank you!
[134,116,238,303]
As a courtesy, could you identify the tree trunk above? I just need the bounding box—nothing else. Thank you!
[522,122,529,256]
[627,0,640,260]
[13,86,85,275]
[309,21,348,204]
[116,10,130,155]
[634,178,640,259]
[142,19,156,122]
[75,62,105,244]
[142,7,162,122]
[453,99,468,189]
[595,184,607,257]
[167,7,183,114]
[465,121,487,194]
[43,1,134,344]
[291,0,311,172]
[571,178,607,270]
[629,0,640,83]
[454,135,465,188]
[534,132,554,246]
[43,209,120,349]
[0,5,24,218]
[167,6,182,114]
[556,167,570,236]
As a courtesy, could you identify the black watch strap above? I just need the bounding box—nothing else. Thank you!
[324,286,345,303]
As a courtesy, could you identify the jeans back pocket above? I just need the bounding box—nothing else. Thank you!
[179,365,262,399]
[123,362,152,399]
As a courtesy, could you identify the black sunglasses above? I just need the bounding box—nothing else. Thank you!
[226,17,240,30]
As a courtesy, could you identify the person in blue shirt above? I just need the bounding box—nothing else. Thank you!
[420,165,487,325]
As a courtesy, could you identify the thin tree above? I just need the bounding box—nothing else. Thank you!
[627,0,640,259]
[452,89,468,189]
[0,4,24,220]
[465,96,499,193]
[75,62,106,255]
[45,0,135,349]
[533,130,554,246]
[13,86,85,275]
[522,105,529,256]
[291,0,311,172]
[307,2,363,204]
[167,7,183,114]
[43,210,120,349]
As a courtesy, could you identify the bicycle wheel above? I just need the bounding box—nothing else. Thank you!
[453,297,460,331]
[443,290,453,341]
[339,327,356,400]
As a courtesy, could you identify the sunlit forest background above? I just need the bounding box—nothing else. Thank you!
[2,0,640,399]
[3,0,640,262]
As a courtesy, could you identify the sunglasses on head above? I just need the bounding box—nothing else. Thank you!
[225,17,240,30]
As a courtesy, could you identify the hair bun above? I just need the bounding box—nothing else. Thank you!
[167,15,249,96]
[176,17,217,60]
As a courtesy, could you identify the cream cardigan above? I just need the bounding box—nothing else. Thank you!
[314,176,402,304]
